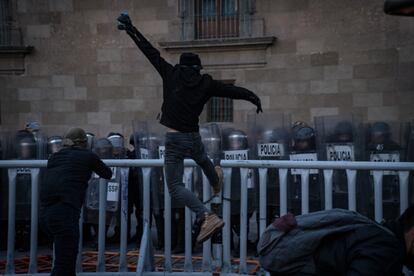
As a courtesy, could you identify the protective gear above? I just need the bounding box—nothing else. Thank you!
[63,128,87,148]
[290,123,320,214]
[366,121,405,221]
[315,116,366,214]
[292,123,315,152]
[47,136,63,156]
[86,132,95,150]
[15,132,36,160]
[226,129,249,150]
[333,121,353,143]
[369,121,392,147]
[93,138,113,159]
[107,133,126,159]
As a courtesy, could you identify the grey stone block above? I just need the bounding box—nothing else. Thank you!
[367,106,399,121]
[324,65,353,80]
[310,80,338,94]
[352,93,383,107]
[97,49,122,62]
[49,0,73,12]
[353,64,397,79]
[310,107,339,120]
[338,79,368,94]
[27,25,51,38]
[64,87,87,100]
[52,75,75,87]
[311,52,339,66]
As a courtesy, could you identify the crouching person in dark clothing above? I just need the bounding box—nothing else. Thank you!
[258,207,414,276]
[40,128,112,276]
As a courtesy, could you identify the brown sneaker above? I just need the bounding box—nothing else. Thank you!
[212,166,223,194]
[196,213,225,244]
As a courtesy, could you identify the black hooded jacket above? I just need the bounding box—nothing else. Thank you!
[126,27,260,132]
[40,147,112,210]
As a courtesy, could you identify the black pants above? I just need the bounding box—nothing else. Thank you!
[40,203,80,276]
[164,132,218,219]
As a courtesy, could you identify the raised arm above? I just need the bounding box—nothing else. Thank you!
[117,12,173,79]
[210,80,263,113]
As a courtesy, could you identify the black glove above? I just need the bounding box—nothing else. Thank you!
[248,94,263,114]
[117,12,133,31]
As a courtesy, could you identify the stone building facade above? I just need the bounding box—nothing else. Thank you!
[0,0,413,137]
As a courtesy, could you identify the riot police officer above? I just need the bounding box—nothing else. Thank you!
[367,122,404,221]
[290,122,320,214]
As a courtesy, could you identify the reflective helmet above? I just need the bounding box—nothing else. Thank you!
[333,121,353,143]
[47,136,63,155]
[93,138,113,159]
[225,129,248,150]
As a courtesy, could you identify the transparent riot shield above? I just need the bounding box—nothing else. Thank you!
[289,121,321,215]
[133,120,166,250]
[220,121,256,253]
[85,138,118,225]
[365,121,409,221]
[315,115,365,213]
[86,132,95,150]
[248,112,291,224]
[5,129,41,251]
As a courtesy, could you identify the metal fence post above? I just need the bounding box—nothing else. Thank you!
[323,170,333,210]
[278,169,288,216]
[373,171,384,222]
[142,167,154,272]
[258,168,268,237]
[202,172,212,272]
[300,169,310,215]
[28,168,40,273]
[399,171,410,214]
[119,167,129,272]
[97,178,108,272]
[346,169,357,211]
[6,168,17,274]
[239,168,249,274]
[163,168,172,272]
[222,168,232,273]
[184,167,193,272]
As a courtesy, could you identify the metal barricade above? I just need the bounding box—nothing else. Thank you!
[1,159,414,276]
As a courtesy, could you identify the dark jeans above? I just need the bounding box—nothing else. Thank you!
[164,132,218,219]
[40,203,80,276]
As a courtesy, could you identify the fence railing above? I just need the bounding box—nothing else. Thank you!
[1,159,414,276]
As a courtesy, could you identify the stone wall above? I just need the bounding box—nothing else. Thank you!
[0,0,413,138]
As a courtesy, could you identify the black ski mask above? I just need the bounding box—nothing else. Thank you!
[179,52,203,72]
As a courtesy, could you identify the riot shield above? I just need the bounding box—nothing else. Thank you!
[3,129,41,251]
[248,112,291,222]
[132,120,166,250]
[289,121,321,215]
[107,133,126,159]
[365,121,409,221]
[47,135,63,157]
[220,121,256,253]
[85,138,118,225]
[86,132,95,150]
[315,115,365,213]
